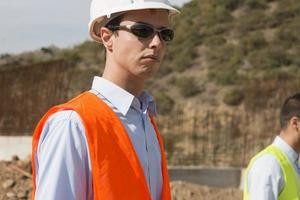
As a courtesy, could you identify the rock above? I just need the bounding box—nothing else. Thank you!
[6,192,16,198]
[17,191,27,199]
[11,155,19,161]
[2,179,15,189]
[27,191,32,199]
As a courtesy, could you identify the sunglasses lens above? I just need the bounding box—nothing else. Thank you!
[131,24,154,38]
[127,23,174,42]
[161,29,174,42]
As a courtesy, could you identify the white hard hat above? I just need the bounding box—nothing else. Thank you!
[89,0,180,43]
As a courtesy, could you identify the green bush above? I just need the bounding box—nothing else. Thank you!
[218,0,244,10]
[290,46,300,66]
[236,10,267,33]
[162,0,201,73]
[275,21,300,48]
[206,44,243,66]
[261,68,293,81]
[209,67,239,85]
[274,1,300,21]
[241,32,267,54]
[74,41,105,66]
[0,53,11,59]
[58,49,82,62]
[247,46,291,69]
[41,47,54,55]
[223,88,244,106]
[202,5,234,27]
[174,76,200,97]
[245,0,268,9]
[203,36,227,46]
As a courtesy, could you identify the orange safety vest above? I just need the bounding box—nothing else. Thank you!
[32,92,171,200]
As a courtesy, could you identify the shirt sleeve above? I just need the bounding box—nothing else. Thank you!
[247,154,284,200]
[34,110,93,200]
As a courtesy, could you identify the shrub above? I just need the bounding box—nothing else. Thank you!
[245,0,268,9]
[162,0,201,72]
[290,46,300,66]
[241,32,267,54]
[0,53,11,59]
[202,5,234,27]
[275,21,300,48]
[219,0,244,10]
[203,36,227,46]
[41,47,54,55]
[206,44,243,70]
[236,10,266,33]
[209,67,239,85]
[74,41,105,66]
[247,46,291,69]
[58,49,81,63]
[223,88,244,106]
[274,1,300,21]
[175,76,200,97]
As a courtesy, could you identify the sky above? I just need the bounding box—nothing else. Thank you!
[0,0,191,55]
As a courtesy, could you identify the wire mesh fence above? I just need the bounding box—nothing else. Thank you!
[0,60,71,135]
[158,106,279,167]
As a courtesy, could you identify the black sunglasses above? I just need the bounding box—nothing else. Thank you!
[106,23,174,42]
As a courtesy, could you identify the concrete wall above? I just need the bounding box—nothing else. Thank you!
[0,136,32,160]
[169,166,244,189]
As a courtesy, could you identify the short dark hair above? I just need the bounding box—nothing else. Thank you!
[105,15,123,28]
[280,93,300,129]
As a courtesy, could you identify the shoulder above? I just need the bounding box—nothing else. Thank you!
[40,110,84,136]
[46,110,83,125]
[37,110,86,153]
[248,153,283,179]
[247,153,284,197]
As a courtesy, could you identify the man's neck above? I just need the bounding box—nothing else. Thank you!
[280,131,300,154]
[102,68,144,97]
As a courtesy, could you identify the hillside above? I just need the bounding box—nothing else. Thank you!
[1,0,300,166]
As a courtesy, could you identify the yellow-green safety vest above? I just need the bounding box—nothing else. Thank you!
[244,145,300,200]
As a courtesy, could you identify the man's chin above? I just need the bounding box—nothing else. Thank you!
[138,66,160,79]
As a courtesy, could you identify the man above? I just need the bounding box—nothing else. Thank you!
[244,93,300,200]
[31,0,179,199]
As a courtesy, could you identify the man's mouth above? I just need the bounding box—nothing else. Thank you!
[143,55,160,62]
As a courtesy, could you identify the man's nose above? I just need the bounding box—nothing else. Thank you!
[149,32,164,49]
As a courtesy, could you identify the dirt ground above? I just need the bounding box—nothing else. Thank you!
[0,157,242,200]
[171,181,242,200]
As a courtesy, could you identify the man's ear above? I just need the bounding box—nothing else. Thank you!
[290,116,300,131]
[100,27,114,52]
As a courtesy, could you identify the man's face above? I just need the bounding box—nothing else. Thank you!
[110,9,170,81]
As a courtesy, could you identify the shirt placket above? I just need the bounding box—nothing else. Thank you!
[132,98,152,193]
[140,101,153,196]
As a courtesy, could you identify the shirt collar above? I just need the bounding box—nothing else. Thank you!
[138,91,157,116]
[273,136,299,163]
[90,76,157,116]
[91,76,134,116]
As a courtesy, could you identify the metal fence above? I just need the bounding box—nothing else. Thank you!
[0,60,71,135]
[158,106,279,167]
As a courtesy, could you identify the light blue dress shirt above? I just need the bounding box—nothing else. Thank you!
[34,76,163,200]
[247,136,300,200]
